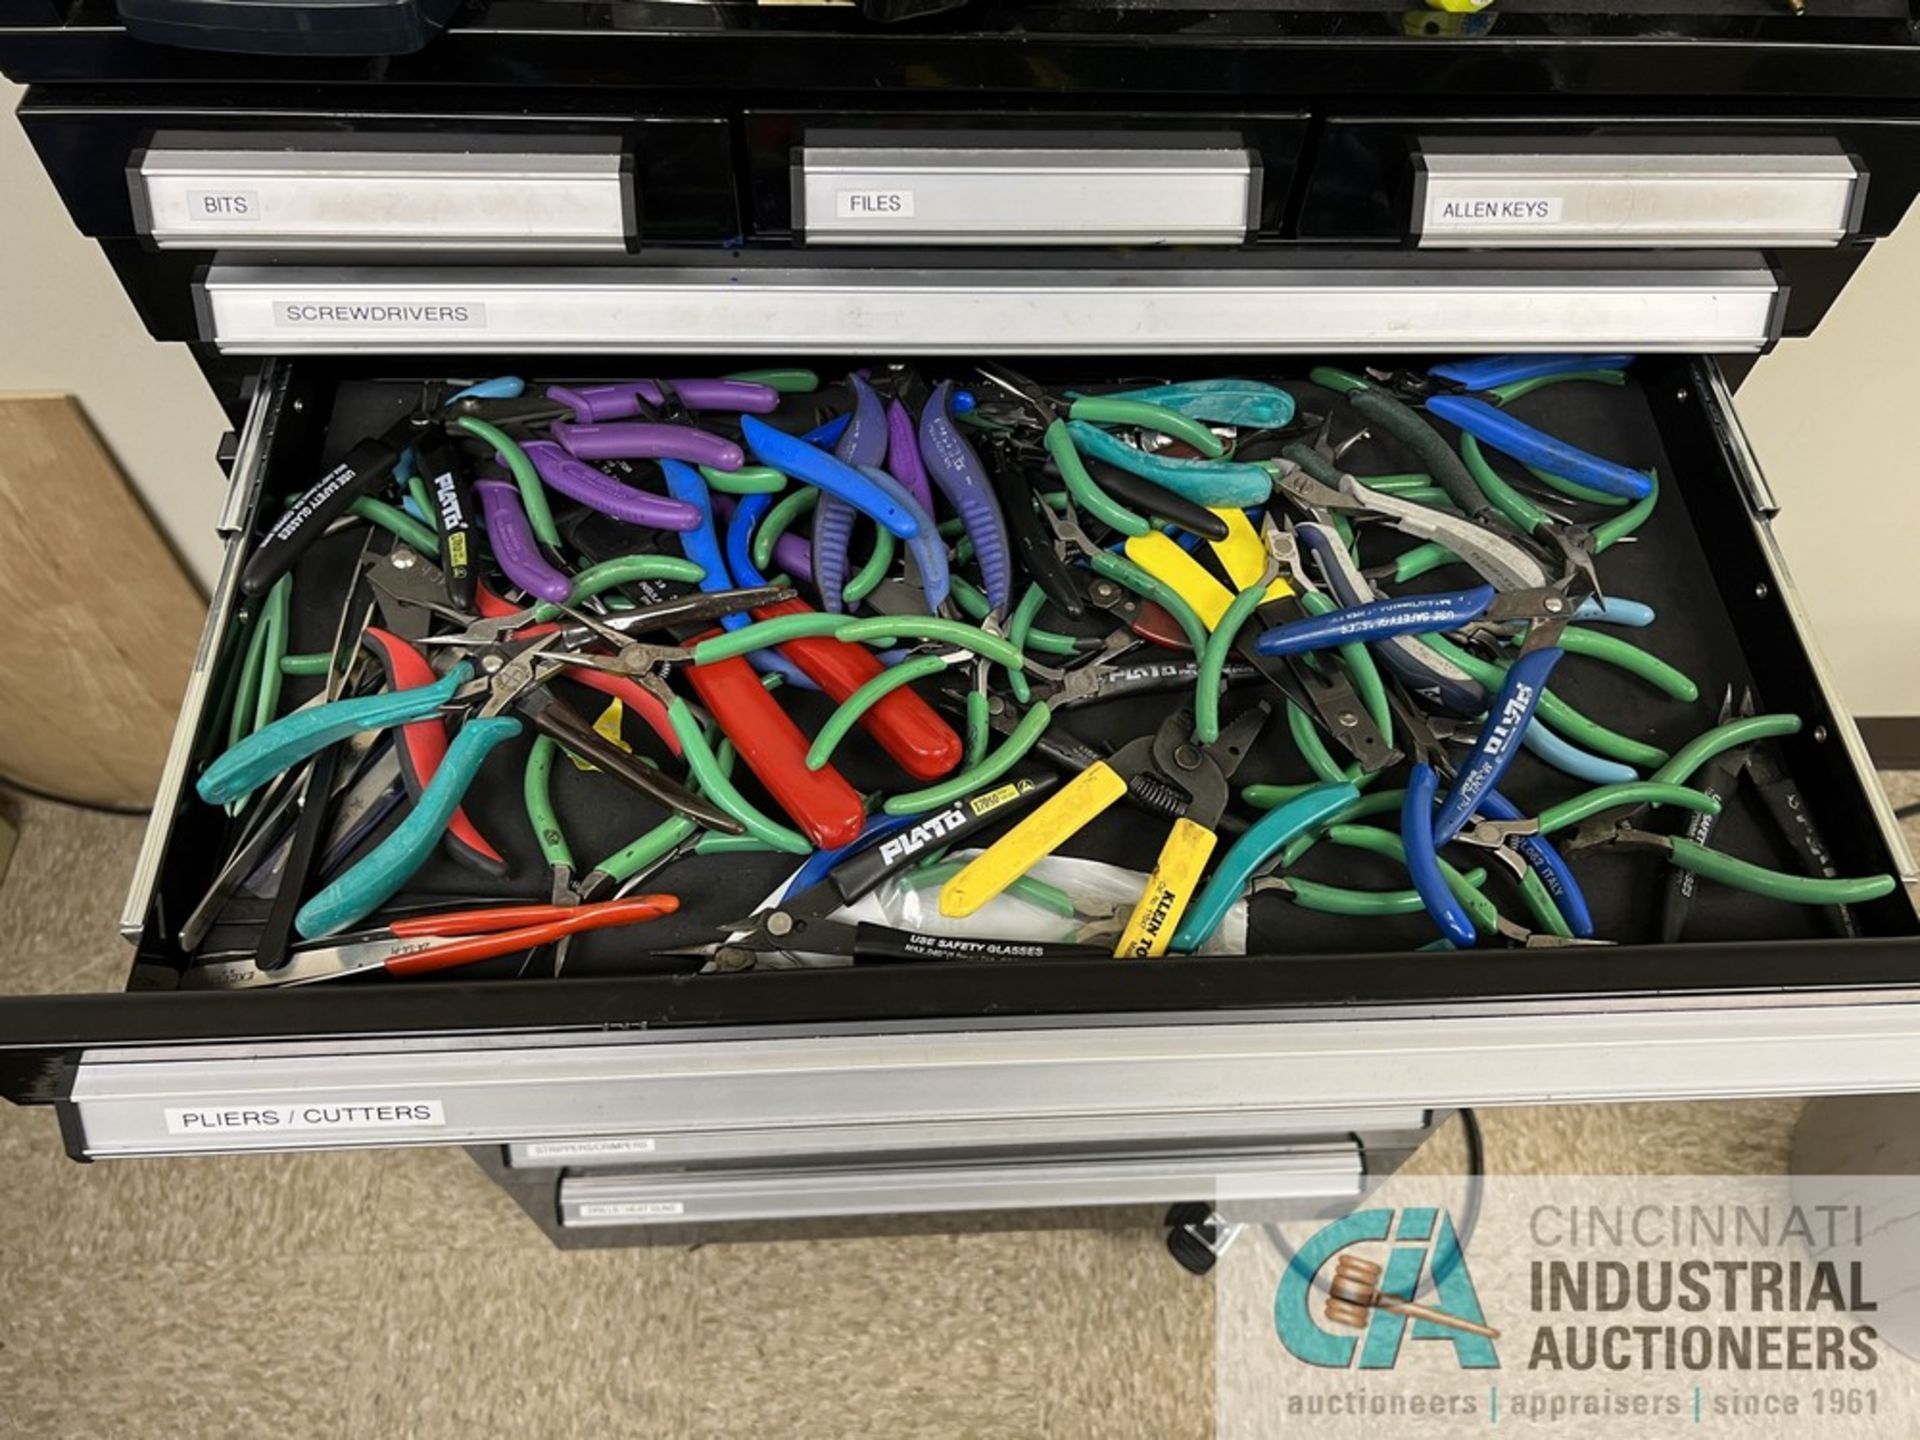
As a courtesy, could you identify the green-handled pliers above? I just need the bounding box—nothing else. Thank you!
[1564,821,1897,908]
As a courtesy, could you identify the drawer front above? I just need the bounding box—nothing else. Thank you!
[17,103,739,248]
[553,1144,1365,1229]
[743,111,1306,240]
[54,996,1920,1161]
[795,141,1256,247]
[1300,119,1919,244]
[192,257,1788,355]
[1412,142,1864,250]
[3,354,1916,1160]
[503,1107,1434,1171]
[132,134,633,252]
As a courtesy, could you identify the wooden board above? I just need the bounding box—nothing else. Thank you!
[0,395,204,809]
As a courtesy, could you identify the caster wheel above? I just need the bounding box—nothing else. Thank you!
[1165,1202,1220,1276]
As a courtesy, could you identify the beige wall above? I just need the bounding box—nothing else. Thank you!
[1738,235,1920,718]
[0,79,229,588]
[1,78,1914,711]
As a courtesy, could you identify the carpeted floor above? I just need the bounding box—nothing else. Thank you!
[0,775,1914,1439]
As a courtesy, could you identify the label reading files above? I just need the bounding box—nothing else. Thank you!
[1431,195,1565,228]
[163,1100,447,1136]
[836,189,916,221]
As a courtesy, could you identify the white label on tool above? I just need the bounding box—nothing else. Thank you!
[836,189,915,220]
[521,1138,658,1161]
[1428,195,1564,228]
[577,1201,685,1219]
[185,189,261,221]
[272,300,489,329]
[163,1100,446,1135]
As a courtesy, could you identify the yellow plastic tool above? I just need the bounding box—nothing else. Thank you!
[939,763,1130,918]
[1113,817,1218,958]
[939,706,1270,949]
[1122,531,1237,628]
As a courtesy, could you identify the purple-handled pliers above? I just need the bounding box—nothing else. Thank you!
[520,440,703,532]
[473,474,572,604]
[919,381,1013,614]
[813,374,888,613]
[552,420,746,472]
[546,378,781,422]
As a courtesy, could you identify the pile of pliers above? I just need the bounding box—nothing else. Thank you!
[187,357,1899,984]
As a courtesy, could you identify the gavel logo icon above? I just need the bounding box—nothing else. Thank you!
[1323,1254,1502,1340]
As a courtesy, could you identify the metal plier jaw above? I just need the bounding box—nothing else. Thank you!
[1036,492,1105,566]
[446,632,575,719]
[1023,629,1142,707]
[1492,917,1614,949]
[1256,514,1320,593]
[1562,819,1676,857]
[1382,684,1458,774]
[1449,815,1542,881]
[972,362,1064,427]
[363,548,475,642]
[1269,459,1363,523]
[1451,585,1577,654]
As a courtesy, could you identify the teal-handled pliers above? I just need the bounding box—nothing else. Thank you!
[198,633,568,939]
[1168,781,1361,952]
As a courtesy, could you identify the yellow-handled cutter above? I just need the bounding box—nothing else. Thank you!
[938,702,1271,957]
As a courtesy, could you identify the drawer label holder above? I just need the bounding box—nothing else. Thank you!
[163,1100,447,1135]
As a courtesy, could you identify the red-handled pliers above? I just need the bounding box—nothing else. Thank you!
[190,896,680,987]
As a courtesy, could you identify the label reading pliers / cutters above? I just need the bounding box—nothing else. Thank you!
[163,1100,447,1135]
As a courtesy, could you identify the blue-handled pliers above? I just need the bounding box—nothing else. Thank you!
[1412,355,1653,501]
[1430,629,1568,849]
[1450,788,1596,939]
[1252,582,1573,660]
[1389,687,1596,947]
[742,410,948,612]
[664,459,816,692]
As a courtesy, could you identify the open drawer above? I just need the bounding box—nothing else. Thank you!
[1,263,1916,1171]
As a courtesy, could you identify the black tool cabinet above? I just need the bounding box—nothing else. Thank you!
[1,0,1917,1247]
